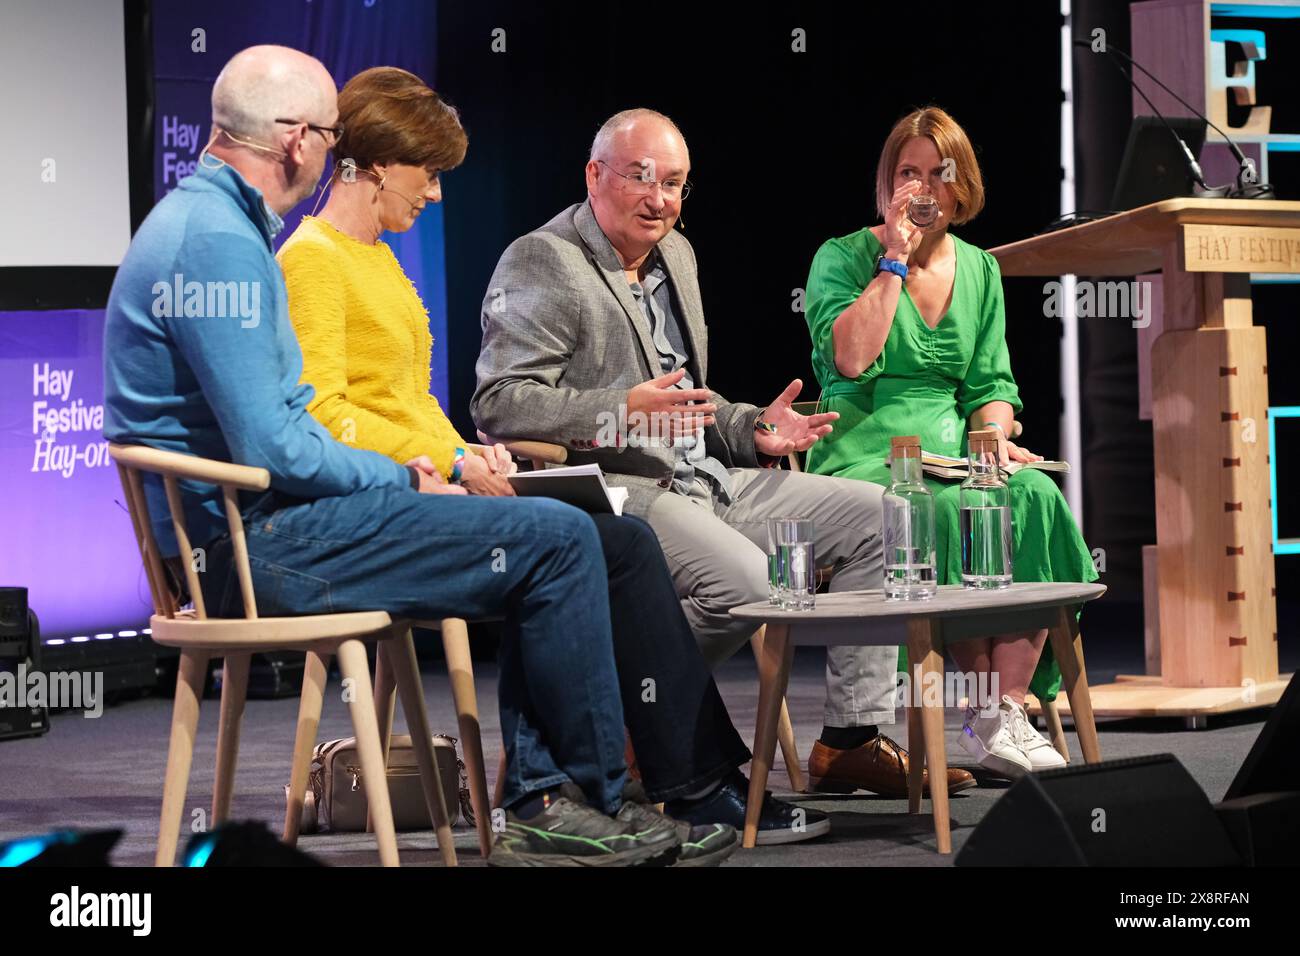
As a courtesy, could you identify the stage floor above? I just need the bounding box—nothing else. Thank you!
[0,647,1271,867]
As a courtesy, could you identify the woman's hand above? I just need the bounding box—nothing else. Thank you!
[404,455,468,495]
[459,452,515,496]
[882,180,942,261]
[999,438,1044,468]
[480,442,518,477]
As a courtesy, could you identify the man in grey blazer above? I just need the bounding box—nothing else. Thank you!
[473,108,974,799]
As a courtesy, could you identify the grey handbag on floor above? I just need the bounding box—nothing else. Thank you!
[288,733,474,834]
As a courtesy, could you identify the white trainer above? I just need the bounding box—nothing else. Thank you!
[1005,697,1068,771]
[958,697,1032,779]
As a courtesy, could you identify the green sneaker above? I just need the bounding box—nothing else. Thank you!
[488,783,681,867]
[615,791,739,868]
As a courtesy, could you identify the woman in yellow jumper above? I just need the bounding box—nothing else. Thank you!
[278,72,512,495]
[277,67,825,854]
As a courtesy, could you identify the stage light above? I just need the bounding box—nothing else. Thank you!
[183,821,324,867]
[0,829,121,866]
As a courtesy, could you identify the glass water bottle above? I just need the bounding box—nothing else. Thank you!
[882,435,937,600]
[960,429,1013,589]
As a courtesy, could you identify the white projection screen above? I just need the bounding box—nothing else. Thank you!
[0,0,132,266]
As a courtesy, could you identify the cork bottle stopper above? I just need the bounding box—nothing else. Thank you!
[968,428,1000,453]
[890,435,921,459]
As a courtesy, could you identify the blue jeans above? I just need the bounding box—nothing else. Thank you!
[198,485,628,814]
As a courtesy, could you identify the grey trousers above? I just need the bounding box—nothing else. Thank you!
[645,467,897,727]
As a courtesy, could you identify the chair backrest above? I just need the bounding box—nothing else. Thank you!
[109,444,271,622]
[475,431,568,472]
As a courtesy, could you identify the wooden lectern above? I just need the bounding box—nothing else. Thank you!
[991,199,1298,721]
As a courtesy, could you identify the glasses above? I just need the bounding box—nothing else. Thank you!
[598,160,691,200]
[275,117,344,147]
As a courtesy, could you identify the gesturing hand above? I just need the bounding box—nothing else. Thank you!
[754,379,839,457]
[626,369,718,439]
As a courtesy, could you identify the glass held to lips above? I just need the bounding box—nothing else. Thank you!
[906,195,939,228]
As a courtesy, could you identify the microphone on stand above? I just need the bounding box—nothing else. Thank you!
[1074,37,1274,200]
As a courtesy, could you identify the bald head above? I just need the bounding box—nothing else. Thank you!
[589,108,688,164]
[212,45,335,143]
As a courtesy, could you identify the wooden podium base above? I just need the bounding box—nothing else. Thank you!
[1027,674,1293,730]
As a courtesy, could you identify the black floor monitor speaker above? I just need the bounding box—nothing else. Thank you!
[955,754,1242,867]
[1214,672,1300,864]
[0,588,51,741]
[1226,671,1299,799]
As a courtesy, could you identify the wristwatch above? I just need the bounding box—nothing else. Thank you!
[874,253,908,281]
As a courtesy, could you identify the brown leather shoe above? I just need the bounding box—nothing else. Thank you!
[807,736,976,798]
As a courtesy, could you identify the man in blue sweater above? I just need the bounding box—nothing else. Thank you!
[103,45,678,867]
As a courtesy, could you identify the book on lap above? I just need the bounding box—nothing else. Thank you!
[506,463,629,515]
[886,450,1071,480]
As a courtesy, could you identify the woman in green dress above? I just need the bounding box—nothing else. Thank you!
[804,106,1097,778]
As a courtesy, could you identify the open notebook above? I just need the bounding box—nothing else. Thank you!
[888,450,1072,480]
[507,464,629,515]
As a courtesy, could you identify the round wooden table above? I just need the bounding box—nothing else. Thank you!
[730,581,1108,853]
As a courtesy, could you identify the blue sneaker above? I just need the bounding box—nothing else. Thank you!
[664,771,830,846]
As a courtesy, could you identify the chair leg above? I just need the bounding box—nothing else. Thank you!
[1050,609,1101,763]
[211,651,251,824]
[751,627,806,793]
[493,749,508,810]
[441,618,493,859]
[156,649,209,867]
[385,630,458,867]
[283,651,330,846]
[365,641,397,834]
[907,619,951,854]
[336,639,400,867]
[1042,696,1070,762]
[744,622,794,848]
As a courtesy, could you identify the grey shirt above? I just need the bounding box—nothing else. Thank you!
[628,254,733,502]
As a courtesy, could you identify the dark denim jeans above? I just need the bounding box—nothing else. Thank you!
[199,485,628,814]
[589,514,751,801]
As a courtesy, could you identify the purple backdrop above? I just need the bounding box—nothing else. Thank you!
[0,310,152,637]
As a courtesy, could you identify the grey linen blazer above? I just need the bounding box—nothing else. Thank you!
[471,199,766,518]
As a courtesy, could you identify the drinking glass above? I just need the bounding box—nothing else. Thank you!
[907,194,939,228]
[774,517,816,611]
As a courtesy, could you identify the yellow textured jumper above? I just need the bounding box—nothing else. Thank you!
[278,216,465,479]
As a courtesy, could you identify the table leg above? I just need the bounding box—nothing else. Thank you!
[1050,607,1102,763]
[744,622,793,849]
[907,618,951,854]
[905,681,924,816]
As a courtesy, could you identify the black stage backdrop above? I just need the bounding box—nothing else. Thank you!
[437,4,1066,453]
[436,1,1298,651]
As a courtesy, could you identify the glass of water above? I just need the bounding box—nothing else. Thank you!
[907,194,939,229]
[765,517,782,606]
[775,517,816,610]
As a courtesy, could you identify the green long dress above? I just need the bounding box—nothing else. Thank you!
[803,227,1098,701]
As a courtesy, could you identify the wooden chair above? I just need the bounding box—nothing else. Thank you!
[109,443,457,867]
[786,402,1071,762]
[479,430,807,794]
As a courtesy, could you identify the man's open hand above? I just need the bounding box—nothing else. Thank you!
[753,379,839,458]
